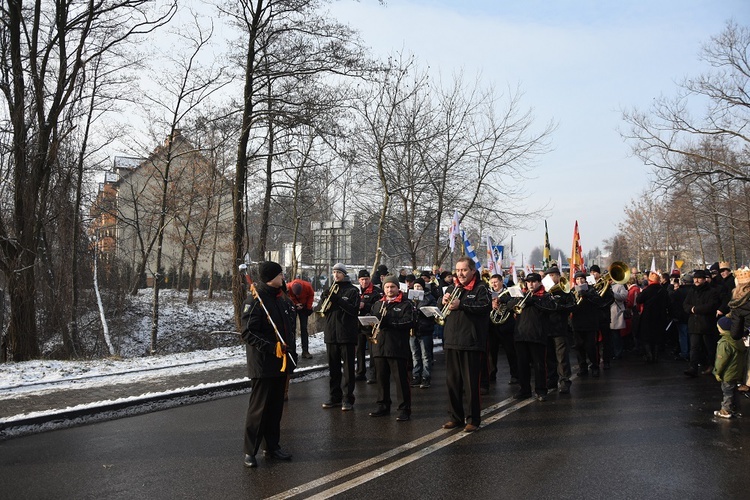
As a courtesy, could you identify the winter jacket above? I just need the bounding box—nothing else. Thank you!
[609,284,628,330]
[413,291,437,337]
[668,284,690,324]
[241,282,298,379]
[547,290,575,337]
[729,290,750,341]
[683,282,721,335]
[713,333,746,383]
[636,282,669,342]
[319,279,361,344]
[288,278,314,315]
[371,293,415,359]
[510,288,557,344]
[442,274,492,352]
[571,288,606,332]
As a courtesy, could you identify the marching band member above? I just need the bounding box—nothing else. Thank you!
[241,261,297,468]
[356,269,383,384]
[544,267,576,394]
[508,272,556,401]
[441,257,492,432]
[317,263,360,411]
[571,271,608,377]
[410,277,436,389]
[483,274,519,388]
[369,275,416,421]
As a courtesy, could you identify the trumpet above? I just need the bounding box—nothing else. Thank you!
[549,276,571,294]
[594,261,631,296]
[316,283,339,317]
[436,285,462,326]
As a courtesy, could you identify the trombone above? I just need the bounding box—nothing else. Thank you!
[316,283,339,317]
[368,302,388,344]
[435,285,462,326]
[512,290,533,314]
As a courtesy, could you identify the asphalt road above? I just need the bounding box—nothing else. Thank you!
[1,352,748,500]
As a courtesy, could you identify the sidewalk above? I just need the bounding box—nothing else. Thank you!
[0,352,329,436]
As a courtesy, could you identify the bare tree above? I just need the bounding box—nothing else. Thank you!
[0,0,176,361]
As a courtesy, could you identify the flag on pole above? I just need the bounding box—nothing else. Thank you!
[461,229,482,271]
[485,236,497,275]
[557,250,563,271]
[492,245,503,274]
[509,261,518,286]
[543,220,551,270]
[650,257,657,273]
[670,256,678,274]
[569,221,584,282]
[448,210,460,252]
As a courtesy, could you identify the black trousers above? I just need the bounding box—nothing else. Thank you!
[445,349,482,426]
[574,328,599,370]
[327,342,356,404]
[243,376,286,456]
[546,335,572,387]
[355,330,372,378]
[515,341,548,396]
[374,357,411,412]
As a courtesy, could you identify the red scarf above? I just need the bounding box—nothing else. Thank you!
[381,291,404,303]
[362,283,375,295]
[459,272,478,291]
[533,285,546,297]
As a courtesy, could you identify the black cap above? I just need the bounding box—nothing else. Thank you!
[258,261,283,283]
[358,269,370,278]
[590,265,601,273]
[525,272,542,282]
[693,270,707,279]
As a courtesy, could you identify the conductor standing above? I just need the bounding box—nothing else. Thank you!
[241,261,298,468]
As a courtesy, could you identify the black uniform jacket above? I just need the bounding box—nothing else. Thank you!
[571,288,607,332]
[548,290,576,337]
[510,288,557,344]
[683,282,721,335]
[636,282,669,340]
[443,273,492,352]
[241,282,298,379]
[371,293,415,359]
[318,279,360,344]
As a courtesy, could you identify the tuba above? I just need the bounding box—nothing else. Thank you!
[549,275,571,294]
[316,283,339,317]
[594,261,631,296]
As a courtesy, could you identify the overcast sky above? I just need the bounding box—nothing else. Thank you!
[329,0,749,268]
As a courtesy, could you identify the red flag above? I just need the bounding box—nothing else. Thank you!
[569,221,584,282]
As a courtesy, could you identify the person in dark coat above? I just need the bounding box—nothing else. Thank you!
[317,263,361,410]
[241,261,298,468]
[410,278,436,388]
[636,271,670,362]
[369,275,416,421]
[728,267,750,389]
[683,269,722,377]
[544,267,576,393]
[509,272,557,401]
[356,269,383,383]
[441,257,492,432]
[483,274,519,388]
[571,272,608,377]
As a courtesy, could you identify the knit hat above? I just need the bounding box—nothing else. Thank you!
[382,275,400,287]
[717,316,732,335]
[709,262,720,273]
[574,271,587,279]
[589,265,601,273]
[413,278,426,289]
[358,269,370,278]
[332,263,347,274]
[258,261,283,283]
[376,264,388,275]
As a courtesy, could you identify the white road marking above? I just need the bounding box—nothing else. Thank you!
[265,396,535,500]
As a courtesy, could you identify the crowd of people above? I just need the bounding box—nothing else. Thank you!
[236,257,750,468]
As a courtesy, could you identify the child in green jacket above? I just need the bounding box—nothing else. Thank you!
[713,316,746,418]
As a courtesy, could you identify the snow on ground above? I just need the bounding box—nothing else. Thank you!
[0,289,328,395]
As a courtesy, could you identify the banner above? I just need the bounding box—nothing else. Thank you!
[461,229,482,271]
[449,210,460,252]
[543,220,551,270]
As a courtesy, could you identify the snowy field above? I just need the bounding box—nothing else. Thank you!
[0,289,328,395]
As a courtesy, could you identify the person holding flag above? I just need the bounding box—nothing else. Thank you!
[240,261,298,468]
